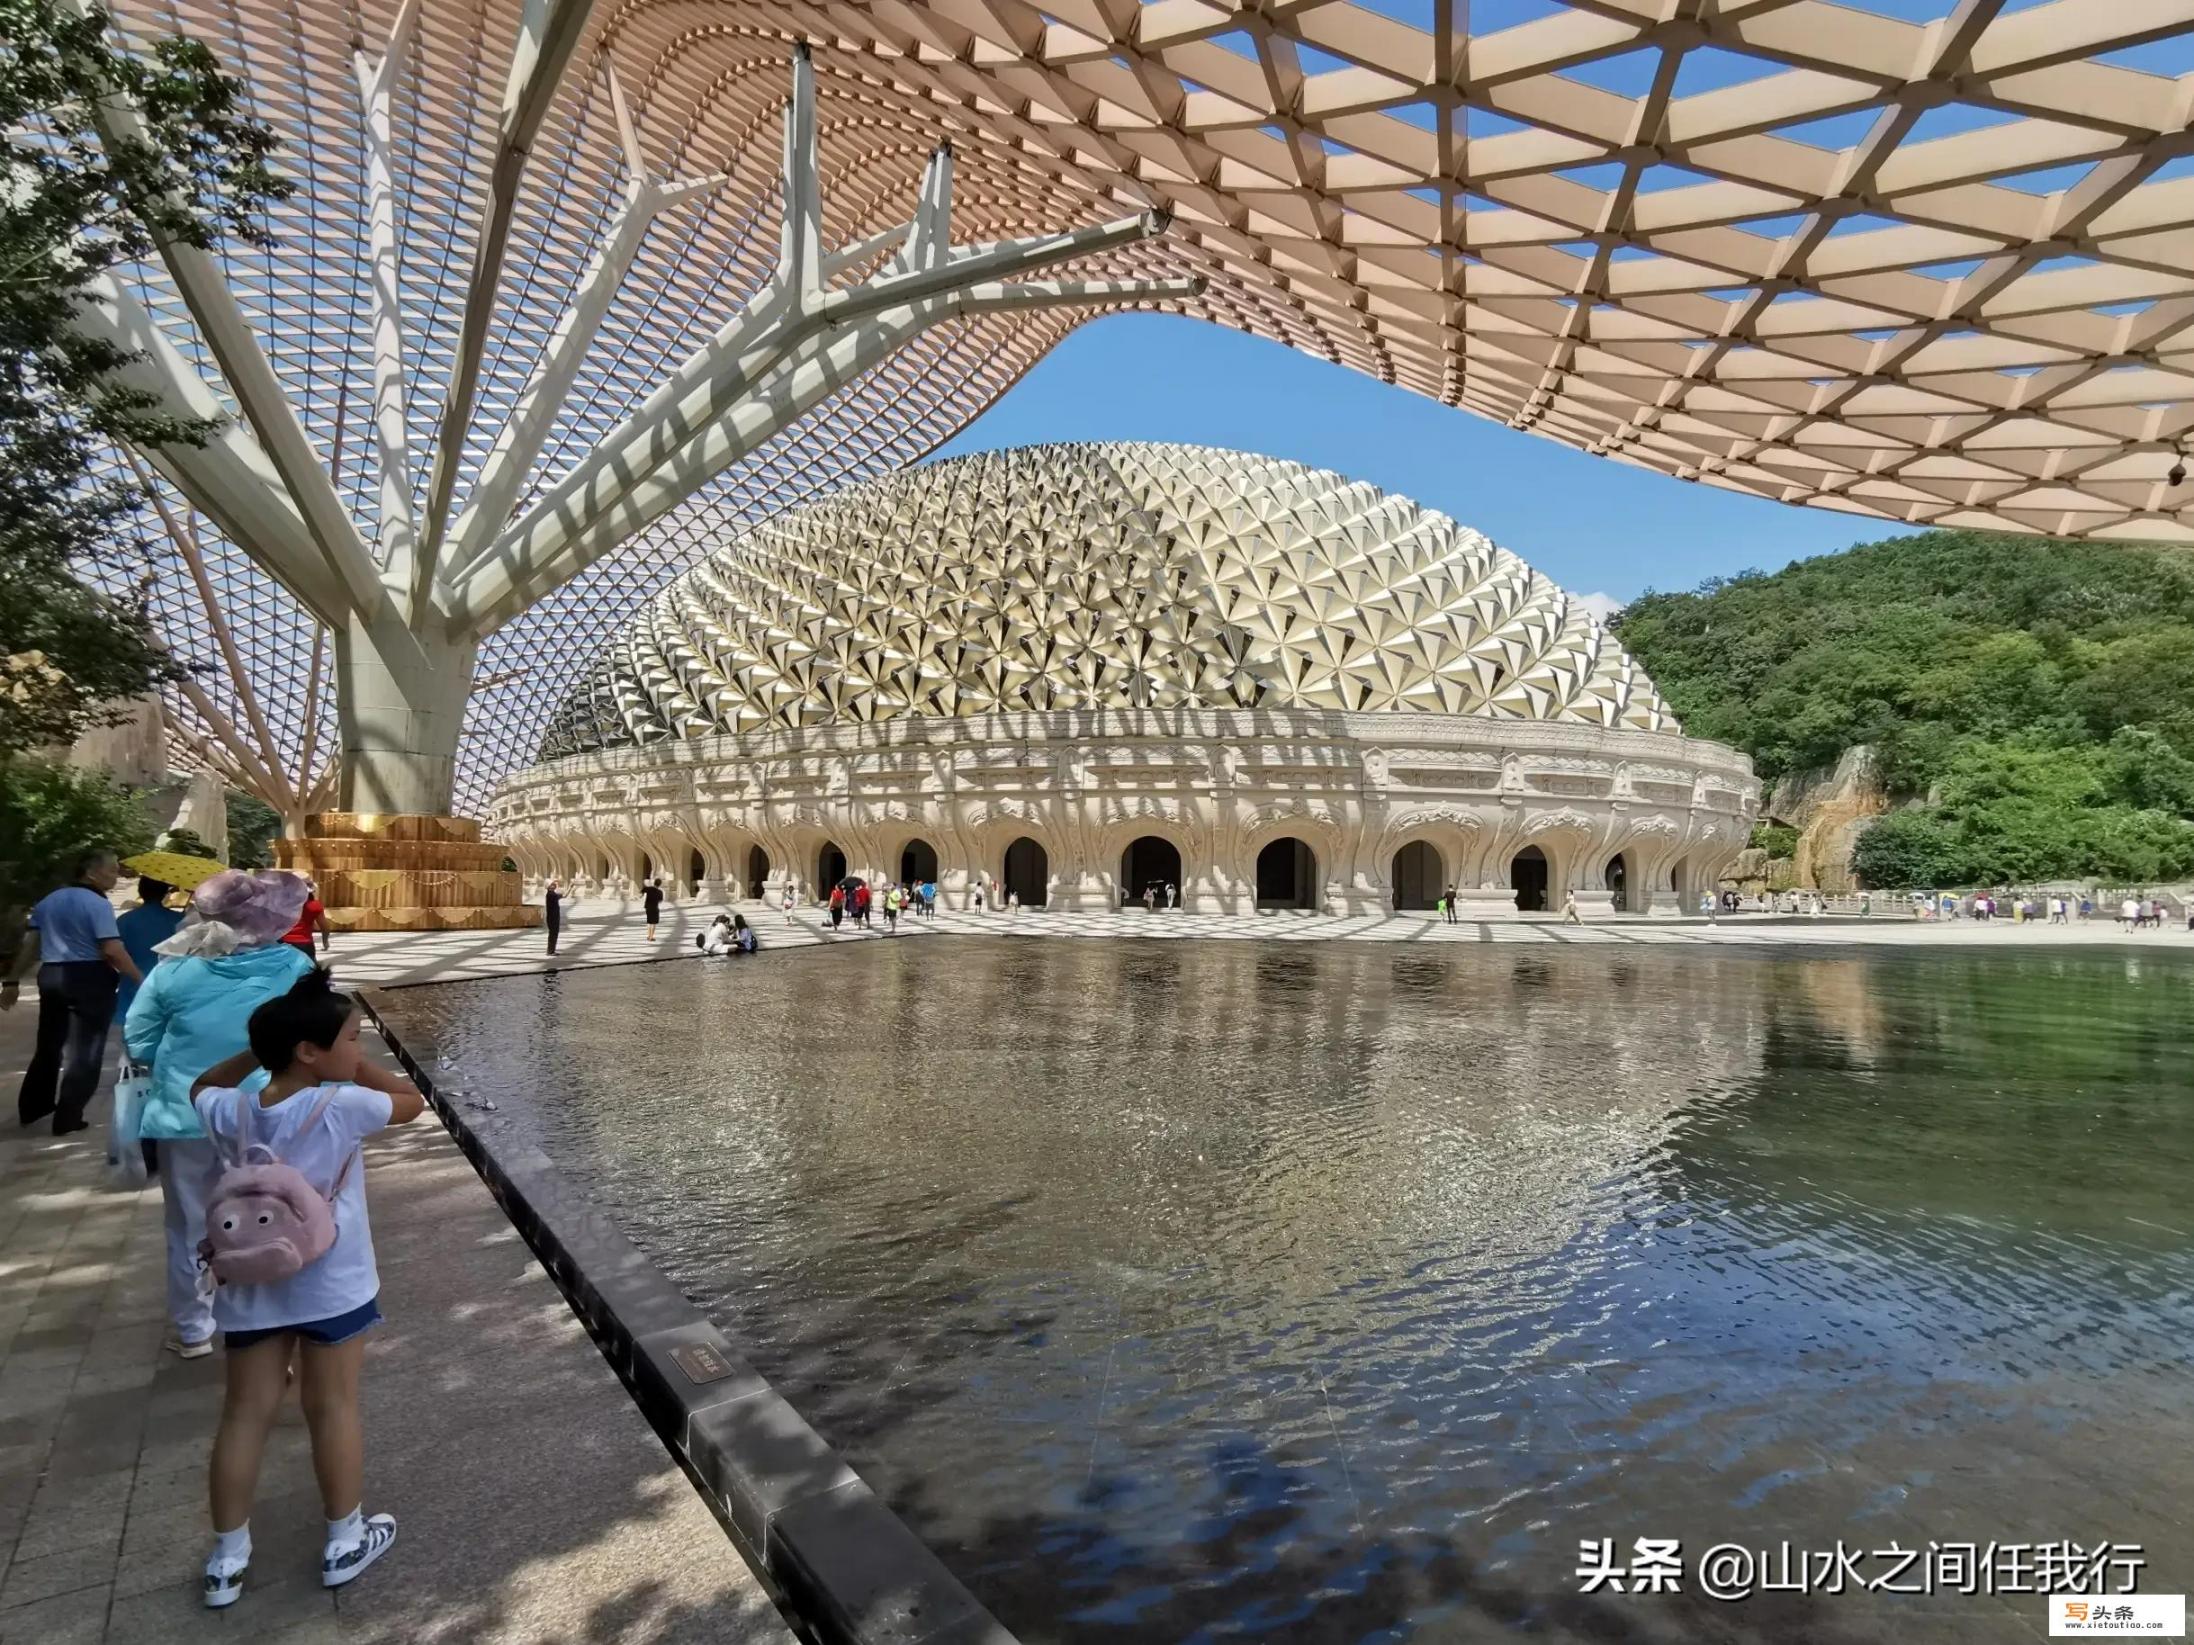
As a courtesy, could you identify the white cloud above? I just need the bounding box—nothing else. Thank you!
[1574,590,1624,625]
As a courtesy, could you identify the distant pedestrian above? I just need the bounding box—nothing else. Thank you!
[1166,882,1178,910]
[1562,890,1581,925]
[781,882,796,925]
[1444,885,1460,925]
[4,847,143,1134]
[884,888,900,934]
[1006,889,1019,916]
[281,882,330,961]
[2120,896,2138,929]
[1142,885,1156,912]
[116,877,183,1022]
[2079,896,2093,922]
[642,877,663,941]
[855,882,872,927]
[544,879,564,955]
[828,886,845,931]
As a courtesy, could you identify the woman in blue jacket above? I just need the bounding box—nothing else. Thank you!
[124,871,314,1359]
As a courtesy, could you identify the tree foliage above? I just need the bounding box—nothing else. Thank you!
[0,0,286,754]
[1615,531,2194,886]
[223,788,280,868]
[1749,821,1799,859]
[0,755,153,959]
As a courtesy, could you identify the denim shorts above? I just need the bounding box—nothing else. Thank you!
[223,1295,382,1352]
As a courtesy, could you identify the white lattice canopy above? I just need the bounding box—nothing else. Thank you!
[88,0,2194,815]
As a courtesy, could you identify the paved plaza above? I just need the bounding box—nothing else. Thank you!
[320,903,2194,990]
[0,1013,793,1645]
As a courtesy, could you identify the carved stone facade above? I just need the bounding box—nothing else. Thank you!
[488,708,1758,918]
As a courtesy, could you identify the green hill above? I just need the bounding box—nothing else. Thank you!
[1611,530,2194,887]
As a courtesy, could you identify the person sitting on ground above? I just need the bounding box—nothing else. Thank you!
[700,914,737,956]
[124,871,316,1360]
[733,913,757,954]
[189,969,426,1609]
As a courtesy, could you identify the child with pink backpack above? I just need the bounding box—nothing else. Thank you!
[187,970,426,1609]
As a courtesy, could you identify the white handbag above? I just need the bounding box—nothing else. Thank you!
[106,1066,151,1188]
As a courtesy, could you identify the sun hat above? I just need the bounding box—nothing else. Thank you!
[153,869,313,959]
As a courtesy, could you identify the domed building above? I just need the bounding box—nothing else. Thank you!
[488,444,1756,916]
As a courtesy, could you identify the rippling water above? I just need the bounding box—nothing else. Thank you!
[382,941,2194,1643]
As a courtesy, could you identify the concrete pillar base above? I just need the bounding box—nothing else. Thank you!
[1457,887,1521,921]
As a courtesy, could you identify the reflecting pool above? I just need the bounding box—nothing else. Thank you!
[380,940,2194,1643]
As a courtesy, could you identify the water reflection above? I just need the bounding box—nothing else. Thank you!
[385,941,2194,1643]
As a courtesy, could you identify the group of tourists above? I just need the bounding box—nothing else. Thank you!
[2117,895,2186,929]
[7,852,417,1611]
[824,878,936,931]
[1904,890,2188,928]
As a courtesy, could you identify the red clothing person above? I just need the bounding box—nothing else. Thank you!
[282,895,326,959]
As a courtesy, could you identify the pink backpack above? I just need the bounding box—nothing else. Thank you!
[198,1086,357,1289]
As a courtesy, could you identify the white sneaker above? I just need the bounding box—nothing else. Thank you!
[165,1334,214,1360]
[322,1513,396,1588]
[203,1549,248,1608]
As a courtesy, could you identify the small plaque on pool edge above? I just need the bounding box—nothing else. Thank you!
[670,1342,737,1386]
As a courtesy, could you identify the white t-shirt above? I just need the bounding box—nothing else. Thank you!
[191,1081,393,1332]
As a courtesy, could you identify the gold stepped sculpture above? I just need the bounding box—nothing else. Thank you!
[275,815,539,933]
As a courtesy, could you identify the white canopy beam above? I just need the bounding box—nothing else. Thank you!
[449,271,1202,633]
[463,197,1175,629]
[449,61,723,565]
[64,0,382,619]
[781,42,822,295]
[416,0,599,573]
[75,277,347,624]
[353,0,424,608]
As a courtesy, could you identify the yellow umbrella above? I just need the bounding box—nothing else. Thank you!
[120,851,227,891]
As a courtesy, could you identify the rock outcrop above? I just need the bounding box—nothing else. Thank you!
[1763,745,1889,892]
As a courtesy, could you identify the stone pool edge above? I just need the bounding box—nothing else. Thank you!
[358,987,1018,1645]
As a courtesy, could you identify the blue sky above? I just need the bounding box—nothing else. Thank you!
[933,313,1910,614]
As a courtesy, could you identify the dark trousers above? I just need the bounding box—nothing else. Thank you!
[18,962,117,1131]
[546,915,560,954]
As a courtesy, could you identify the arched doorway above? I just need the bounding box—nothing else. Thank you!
[818,841,847,890]
[900,838,939,886]
[1511,846,1549,913]
[1002,837,1048,907]
[1604,852,1628,913]
[688,849,704,895]
[746,845,770,900]
[1120,835,1182,908]
[1391,840,1442,910]
[1255,837,1318,910]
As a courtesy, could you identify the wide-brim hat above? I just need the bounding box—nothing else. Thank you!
[189,869,311,944]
